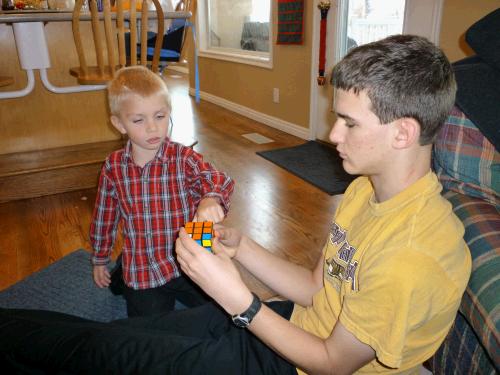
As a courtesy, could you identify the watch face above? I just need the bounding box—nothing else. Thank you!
[232,315,250,328]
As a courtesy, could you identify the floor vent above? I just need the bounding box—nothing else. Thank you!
[242,133,274,144]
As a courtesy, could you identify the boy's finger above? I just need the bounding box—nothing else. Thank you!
[179,227,187,237]
[211,237,221,254]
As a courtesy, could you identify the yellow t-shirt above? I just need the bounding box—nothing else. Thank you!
[291,172,471,374]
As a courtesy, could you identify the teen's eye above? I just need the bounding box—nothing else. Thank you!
[345,121,356,128]
[132,119,143,124]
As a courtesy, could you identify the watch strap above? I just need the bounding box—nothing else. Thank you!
[231,292,262,328]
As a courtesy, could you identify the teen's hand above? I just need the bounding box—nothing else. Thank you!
[176,228,253,315]
[193,197,225,223]
[93,265,111,288]
[212,225,243,259]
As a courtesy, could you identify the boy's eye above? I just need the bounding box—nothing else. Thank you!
[345,121,356,128]
[132,119,143,124]
[156,114,166,120]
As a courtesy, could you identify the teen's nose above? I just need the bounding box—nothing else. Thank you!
[329,119,344,145]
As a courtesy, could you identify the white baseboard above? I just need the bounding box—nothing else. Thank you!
[188,88,310,140]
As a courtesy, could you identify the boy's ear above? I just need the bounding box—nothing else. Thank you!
[110,115,127,135]
[393,118,420,149]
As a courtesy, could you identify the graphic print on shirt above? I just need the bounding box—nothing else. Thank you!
[325,222,358,291]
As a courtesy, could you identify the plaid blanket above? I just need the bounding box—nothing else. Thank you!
[431,106,499,373]
[429,190,499,374]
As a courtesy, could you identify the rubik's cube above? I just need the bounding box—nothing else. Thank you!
[185,221,214,252]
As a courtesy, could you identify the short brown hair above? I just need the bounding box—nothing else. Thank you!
[107,66,172,115]
[331,35,456,145]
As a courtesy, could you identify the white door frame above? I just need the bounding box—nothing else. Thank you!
[308,0,444,142]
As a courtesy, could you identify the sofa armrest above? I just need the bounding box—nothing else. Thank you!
[443,190,499,362]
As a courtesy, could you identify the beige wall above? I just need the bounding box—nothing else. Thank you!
[189,0,312,130]
[189,0,499,133]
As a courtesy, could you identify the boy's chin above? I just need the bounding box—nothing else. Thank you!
[341,161,357,175]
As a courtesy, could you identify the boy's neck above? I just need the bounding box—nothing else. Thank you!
[370,145,432,203]
[131,146,159,168]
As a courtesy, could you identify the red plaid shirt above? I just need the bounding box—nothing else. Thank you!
[90,140,235,289]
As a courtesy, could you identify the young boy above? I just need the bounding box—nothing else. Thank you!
[90,66,235,316]
[0,35,471,374]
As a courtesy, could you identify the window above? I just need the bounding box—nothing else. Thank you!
[336,0,405,60]
[197,0,273,68]
[335,0,443,61]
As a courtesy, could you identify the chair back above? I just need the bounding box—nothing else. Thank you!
[175,0,190,12]
[71,0,165,84]
[174,0,190,49]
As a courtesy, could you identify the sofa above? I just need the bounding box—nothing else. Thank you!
[426,9,499,374]
[428,106,499,374]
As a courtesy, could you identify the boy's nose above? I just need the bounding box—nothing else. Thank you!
[146,120,157,132]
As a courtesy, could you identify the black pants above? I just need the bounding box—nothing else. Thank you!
[0,301,298,375]
[123,275,209,317]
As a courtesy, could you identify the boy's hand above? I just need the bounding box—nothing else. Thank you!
[212,225,243,259]
[193,197,225,223]
[93,265,111,288]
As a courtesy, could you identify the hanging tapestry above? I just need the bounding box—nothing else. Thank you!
[277,0,305,45]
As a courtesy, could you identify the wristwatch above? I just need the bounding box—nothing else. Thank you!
[231,292,262,328]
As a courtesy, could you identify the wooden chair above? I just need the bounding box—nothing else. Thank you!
[70,0,165,85]
[125,0,191,71]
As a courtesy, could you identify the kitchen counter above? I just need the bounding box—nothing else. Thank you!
[0,9,190,22]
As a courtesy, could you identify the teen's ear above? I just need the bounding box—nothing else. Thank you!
[393,117,420,149]
[110,115,127,135]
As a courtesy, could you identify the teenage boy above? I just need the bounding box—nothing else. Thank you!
[0,35,471,374]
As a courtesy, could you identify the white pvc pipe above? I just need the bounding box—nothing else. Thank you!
[0,69,35,99]
[13,22,51,70]
[12,22,106,95]
[39,69,106,94]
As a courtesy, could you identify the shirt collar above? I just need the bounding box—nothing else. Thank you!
[123,138,172,164]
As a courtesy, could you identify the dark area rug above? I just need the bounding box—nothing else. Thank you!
[0,250,127,322]
[257,141,357,195]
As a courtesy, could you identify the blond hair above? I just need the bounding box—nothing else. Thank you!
[107,66,172,115]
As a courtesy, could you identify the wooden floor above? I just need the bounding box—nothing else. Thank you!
[0,70,340,299]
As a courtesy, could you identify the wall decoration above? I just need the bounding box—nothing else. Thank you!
[277,0,305,45]
[317,0,331,85]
